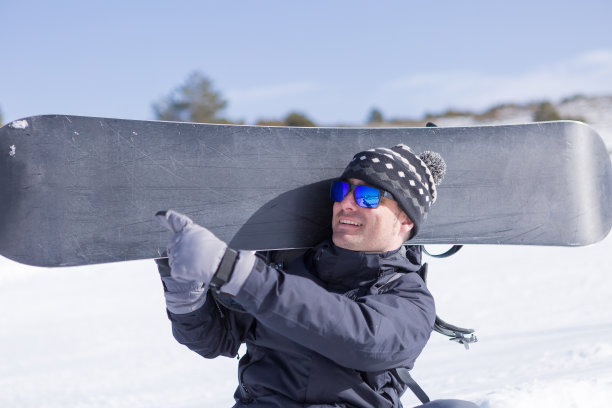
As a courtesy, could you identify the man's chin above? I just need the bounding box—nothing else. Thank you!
[332,234,364,252]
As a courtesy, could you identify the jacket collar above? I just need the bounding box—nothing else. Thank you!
[306,240,421,292]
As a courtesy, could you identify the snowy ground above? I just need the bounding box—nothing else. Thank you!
[1,231,611,408]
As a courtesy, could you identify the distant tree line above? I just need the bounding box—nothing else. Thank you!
[256,112,315,127]
[367,108,384,124]
[153,72,230,124]
[153,71,589,126]
[532,101,584,122]
[153,71,316,127]
[419,101,586,124]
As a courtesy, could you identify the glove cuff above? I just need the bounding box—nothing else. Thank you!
[160,275,204,293]
[164,288,207,314]
[215,250,257,296]
[210,247,239,288]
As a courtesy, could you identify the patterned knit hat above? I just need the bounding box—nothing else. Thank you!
[340,144,446,238]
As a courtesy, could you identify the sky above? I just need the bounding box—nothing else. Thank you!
[1,0,612,125]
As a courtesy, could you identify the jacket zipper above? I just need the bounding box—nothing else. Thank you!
[240,383,253,402]
[238,353,254,403]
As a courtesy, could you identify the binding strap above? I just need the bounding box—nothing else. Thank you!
[394,368,430,404]
[417,263,478,349]
[423,245,463,258]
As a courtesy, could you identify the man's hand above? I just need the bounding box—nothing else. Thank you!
[156,210,227,287]
[154,256,208,314]
[154,210,230,314]
[155,210,257,311]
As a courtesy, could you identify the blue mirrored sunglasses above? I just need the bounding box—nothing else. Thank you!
[330,180,394,208]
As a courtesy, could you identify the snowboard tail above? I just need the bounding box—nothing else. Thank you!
[1,115,611,267]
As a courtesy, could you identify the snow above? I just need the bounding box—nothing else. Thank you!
[1,232,611,407]
[557,96,612,149]
[8,120,28,129]
[408,237,612,407]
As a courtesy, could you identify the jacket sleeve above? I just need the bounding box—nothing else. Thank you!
[167,292,255,359]
[230,258,435,372]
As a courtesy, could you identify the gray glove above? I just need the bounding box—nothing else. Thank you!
[155,210,228,313]
[155,257,208,314]
[156,209,227,286]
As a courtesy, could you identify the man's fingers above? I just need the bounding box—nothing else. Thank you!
[155,210,194,233]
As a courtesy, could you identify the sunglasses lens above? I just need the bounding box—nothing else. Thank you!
[354,185,381,208]
[330,181,349,202]
[331,181,383,208]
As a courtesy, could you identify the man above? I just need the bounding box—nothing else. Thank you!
[155,144,477,407]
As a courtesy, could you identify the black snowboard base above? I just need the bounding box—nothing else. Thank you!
[1,115,610,267]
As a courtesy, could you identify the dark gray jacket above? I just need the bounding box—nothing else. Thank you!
[167,241,436,407]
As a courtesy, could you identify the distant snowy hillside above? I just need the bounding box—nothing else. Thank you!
[419,95,612,152]
[557,95,612,149]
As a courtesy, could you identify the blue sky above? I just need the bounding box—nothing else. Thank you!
[2,0,611,125]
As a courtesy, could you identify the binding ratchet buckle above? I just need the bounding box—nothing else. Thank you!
[433,316,478,350]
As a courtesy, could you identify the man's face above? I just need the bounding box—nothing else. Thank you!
[331,178,413,252]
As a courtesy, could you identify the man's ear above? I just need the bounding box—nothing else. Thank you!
[399,213,414,240]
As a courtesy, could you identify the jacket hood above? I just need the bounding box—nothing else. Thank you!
[305,240,422,292]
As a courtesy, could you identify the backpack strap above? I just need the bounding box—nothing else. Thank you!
[382,264,474,404]
[394,367,430,404]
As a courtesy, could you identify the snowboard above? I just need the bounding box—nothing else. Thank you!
[1,115,611,267]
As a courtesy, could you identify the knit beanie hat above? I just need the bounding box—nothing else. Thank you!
[340,144,446,239]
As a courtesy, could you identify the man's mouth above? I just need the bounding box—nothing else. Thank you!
[339,219,362,226]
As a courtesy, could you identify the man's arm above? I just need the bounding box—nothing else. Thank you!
[224,257,435,372]
[155,256,255,359]
[165,291,255,359]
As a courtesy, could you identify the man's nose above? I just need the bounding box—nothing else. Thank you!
[338,190,358,210]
